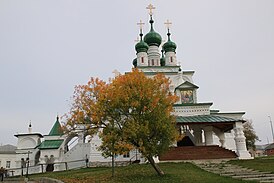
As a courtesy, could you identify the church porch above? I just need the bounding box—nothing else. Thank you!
[163,115,252,160]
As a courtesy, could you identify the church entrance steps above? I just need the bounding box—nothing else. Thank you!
[159,145,237,161]
[195,161,274,183]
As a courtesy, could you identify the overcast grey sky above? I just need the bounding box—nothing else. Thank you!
[0,0,274,145]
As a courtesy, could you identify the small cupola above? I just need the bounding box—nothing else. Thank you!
[162,20,177,66]
[134,20,149,67]
[135,21,149,53]
[163,20,177,53]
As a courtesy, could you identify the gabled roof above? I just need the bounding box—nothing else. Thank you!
[175,81,199,90]
[176,115,242,123]
[48,116,63,136]
[265,143,274,150]
[37,140,63,150]
[0,144,16,154]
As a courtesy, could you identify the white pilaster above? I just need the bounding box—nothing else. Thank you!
[204,126,214,145]
[233,122,253,159]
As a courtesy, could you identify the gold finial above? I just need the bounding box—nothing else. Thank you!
[164,19,172,29]
[134,36,140,43]
[112,69,121,77]
[137,20,145,30]
[146,4,155,15]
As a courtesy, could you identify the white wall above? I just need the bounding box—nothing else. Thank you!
[0,154,16,169]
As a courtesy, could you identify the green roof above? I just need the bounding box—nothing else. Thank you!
[143,16,162,46]
[135,40,149,53]
[176,115,241,123]
[38,140,63,150]
[163,32,177,52]
[48,116,63,136]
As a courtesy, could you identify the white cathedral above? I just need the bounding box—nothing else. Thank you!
[0,4,252,176]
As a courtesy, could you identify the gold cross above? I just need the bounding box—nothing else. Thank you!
[134,36,140,42]
[112,69,121,77]
[146,4,155,15]
[137,20,145,30]
[164,19,172,29]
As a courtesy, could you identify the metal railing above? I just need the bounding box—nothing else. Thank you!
[6,158,88,177]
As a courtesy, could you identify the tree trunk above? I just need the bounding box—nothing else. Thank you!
[146,155,165,176]
[112,153,115,177]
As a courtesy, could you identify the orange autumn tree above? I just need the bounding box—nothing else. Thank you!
[65,69,178,176]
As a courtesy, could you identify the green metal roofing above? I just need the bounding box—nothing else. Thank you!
[176,115,240,123]
[48,116,63,136]
[38,140,63,150]
[135,40,149,53]
[144,23,162,47]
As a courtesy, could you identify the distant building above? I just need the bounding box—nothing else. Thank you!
[254,144,268,157]
[0,144,16,169]
[265,143,274,156]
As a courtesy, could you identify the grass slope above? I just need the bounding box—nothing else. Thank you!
[229,156,274,173]
[31,162,254,183]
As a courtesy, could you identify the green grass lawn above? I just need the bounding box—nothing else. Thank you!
[229,156,274,173]
[29,162,254,183]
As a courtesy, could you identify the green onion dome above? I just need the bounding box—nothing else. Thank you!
[135,40,149,53]
[132,58,137,68]
[144,17,162,47]
[163,32,177,52]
